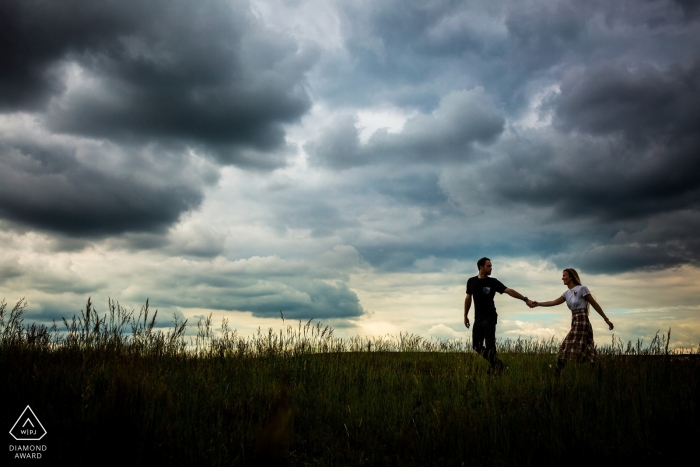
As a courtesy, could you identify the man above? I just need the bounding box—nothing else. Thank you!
[464,257,533,374]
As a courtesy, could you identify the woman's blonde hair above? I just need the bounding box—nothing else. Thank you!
[563,268,582,286]
[563,268,589,312]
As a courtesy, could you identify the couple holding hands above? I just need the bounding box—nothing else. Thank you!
[463,257,614,375]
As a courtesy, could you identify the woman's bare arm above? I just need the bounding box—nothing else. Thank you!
[585,295,613,330]
[533,296,565,307]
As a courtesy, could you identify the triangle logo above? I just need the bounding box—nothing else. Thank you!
[9,406,47,441]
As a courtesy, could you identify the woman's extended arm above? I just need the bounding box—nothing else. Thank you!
[585,295,614,330]
[533,296,565,307]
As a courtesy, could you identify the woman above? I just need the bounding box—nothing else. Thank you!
[532,268,613,375]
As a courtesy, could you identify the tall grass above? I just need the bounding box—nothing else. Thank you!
[1,297,698,466]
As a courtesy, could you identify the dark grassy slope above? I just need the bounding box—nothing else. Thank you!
[1,298,698,466]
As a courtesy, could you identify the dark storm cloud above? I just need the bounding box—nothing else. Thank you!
[306,88,504,168]
[559,210,700,273]
[347,0,699,276]
[480,58,700,223]
[317,0,506,110]
[356,227,573,272]
[0,128,213,236]
[1,0,315,164]
[0,0,316,236]
[169,279,364,320]
[395,1,700,274]
[315,0,698,115]
[444,109,700,272]
[553,61,700,143]
[553,244,689,275]
[244,281,363,319]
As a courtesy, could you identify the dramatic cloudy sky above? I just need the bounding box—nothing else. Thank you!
[1,0,699,349]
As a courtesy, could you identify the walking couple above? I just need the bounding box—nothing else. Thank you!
[463,257,614,375]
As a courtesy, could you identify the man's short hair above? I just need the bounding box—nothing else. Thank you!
[477,257,491,270]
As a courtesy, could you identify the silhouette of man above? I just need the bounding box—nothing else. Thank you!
[464,257,533,373]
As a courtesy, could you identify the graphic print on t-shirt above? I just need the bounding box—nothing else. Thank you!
[466,276,507,324]
[562,285,590,311]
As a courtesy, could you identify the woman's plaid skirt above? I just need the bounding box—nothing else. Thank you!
[558,308,597,363]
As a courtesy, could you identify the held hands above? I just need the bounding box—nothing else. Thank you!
[526,300,538,308]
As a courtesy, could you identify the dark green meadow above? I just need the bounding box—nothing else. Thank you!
[2,298,699,466]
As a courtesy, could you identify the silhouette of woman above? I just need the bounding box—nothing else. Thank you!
[532,268,613,375]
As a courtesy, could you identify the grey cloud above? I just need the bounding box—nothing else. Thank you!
[552,61,700,143]
[1,0,315,166]
[375,171,447,206]
[23,301,90,324]
[243,281,363,319]
[505,1,586,73]
[307,88,504,169]
[317,0,505,109]
[595,210,700,270]
[275,201,358,238]
[0,253,108,295]
[298,0,700,274]
[131,256,365,320]
[3,250,365,322]
[3,0,700,284]
[674,0,700,17]
[0,0,319,237]
[355,224,572,273]
[450,97,700,222]
[167,226,227,258]
[234,166,456,249]
[314,0,698,114]
[439,114,700,273]
[18,298,184,330]
[0,0,134,111]
[304,114,362,169]
[552,244,690,275]
[0,253,22,283]
[487,60,700,223]
[0,129,214,236]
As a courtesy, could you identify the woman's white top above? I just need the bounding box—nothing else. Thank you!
[562,285,590,311]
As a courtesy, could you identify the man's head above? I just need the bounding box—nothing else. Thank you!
[477,257,492,276]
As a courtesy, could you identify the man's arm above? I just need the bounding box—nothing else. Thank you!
[504,288,534,307]
[464,294,472,329]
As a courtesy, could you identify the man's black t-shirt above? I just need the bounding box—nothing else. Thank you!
[466,276,507,324]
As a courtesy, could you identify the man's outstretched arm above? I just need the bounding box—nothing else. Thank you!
[504,288,534,307]
[464,294,472,329]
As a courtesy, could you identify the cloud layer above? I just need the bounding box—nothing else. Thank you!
[2,0,700,334]
[0,0,315,236]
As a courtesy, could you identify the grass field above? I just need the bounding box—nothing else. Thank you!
[2,298,699,466]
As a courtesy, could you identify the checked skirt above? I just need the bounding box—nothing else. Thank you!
[558,308,597,363]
